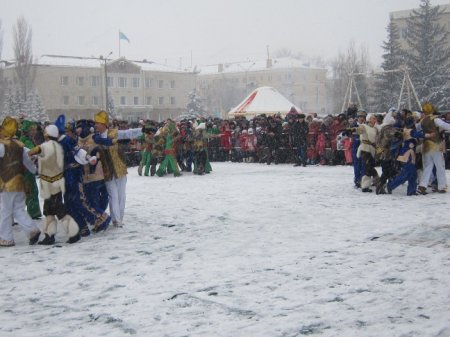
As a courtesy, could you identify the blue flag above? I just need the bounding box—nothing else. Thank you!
[119,31,130,43]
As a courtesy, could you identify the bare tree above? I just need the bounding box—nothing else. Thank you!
[328,41,373,114]
[0,19,5,116]
[13,16,35,101]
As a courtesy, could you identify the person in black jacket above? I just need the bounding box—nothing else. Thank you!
[265,117,282,165]
[290,114,309,167]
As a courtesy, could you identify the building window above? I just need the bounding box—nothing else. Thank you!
[133,96,139,105]
[119,77,127,88]
[107,76,114,87]
[145,78,153,88]
[132,77,140,88]
[62,96,69,105]
[92,96,99,105]
[77,96,85,105]
[158,96,164,105]
[170,80,175,89]
[76,76,84,86]
[90,76,100,87]
[60,76,69,86]
[170,96,176,105]
[120,96,126,105]
[158,80,164,89]
[146,96,152,105]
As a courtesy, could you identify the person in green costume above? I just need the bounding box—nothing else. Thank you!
[19,120,42,219]
[156,120,181,177]
[138,124,157,176]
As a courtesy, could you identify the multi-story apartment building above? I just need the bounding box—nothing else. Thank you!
[390,3,450,50]
[2,55,196,122]
[196,58,327,117]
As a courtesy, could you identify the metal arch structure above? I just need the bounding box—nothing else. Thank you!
[397,67,421,111]
[341,72,363,114]
[341,66,421,114]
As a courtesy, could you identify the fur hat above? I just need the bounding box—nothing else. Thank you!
[65,119,76,133]
[356,110,367,118]
[366,113,376,122]
[45,125,59,138]
[422,102,436,115]
[94,110,109,125]
[388,107,397,114]
[1,117,19,138]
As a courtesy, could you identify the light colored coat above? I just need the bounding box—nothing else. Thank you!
[38,140,65,200]
[356,124,378,158]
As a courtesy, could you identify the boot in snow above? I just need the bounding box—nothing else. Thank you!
[39,234,55,245]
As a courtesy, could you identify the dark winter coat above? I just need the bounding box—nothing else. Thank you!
[290,120,309,147]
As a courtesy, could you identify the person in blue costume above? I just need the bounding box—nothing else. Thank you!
[387,117,432,196]
[77,119,109,213]
[350,110,366,188]
[54,115,111,235]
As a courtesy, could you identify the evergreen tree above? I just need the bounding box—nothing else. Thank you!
[404,0,450,109]
[26,89,49,122]
[1,91,14,120]
[107,92,117,120]
[374,19,404,112]
[186,90,206,117]
[4,86,26,117]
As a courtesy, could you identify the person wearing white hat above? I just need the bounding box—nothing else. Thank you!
[192,122,214,174]
[354,113,380,192]
[27,124,81,244]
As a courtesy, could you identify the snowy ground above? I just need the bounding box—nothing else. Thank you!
[1,163,450,337]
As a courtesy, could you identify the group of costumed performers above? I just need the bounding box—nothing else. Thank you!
[137,120,214,177]
[345,102,450,196]
[27,114,111,244]
[0,110,143,247]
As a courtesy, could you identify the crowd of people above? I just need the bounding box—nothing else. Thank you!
[0,111,142,247]
[1,103,450,247]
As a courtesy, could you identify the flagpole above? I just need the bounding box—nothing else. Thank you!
[118,30,121,57]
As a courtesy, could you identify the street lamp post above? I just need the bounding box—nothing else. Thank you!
[237,62,256,93]
[100,52,113,112]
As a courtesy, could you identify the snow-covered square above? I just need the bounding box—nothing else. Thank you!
[1,163,449,337]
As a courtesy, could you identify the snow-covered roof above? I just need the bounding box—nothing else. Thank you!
[199,57,324,75]
[35,55,105,68]
[132,60,192,73]
[33,55,192,73]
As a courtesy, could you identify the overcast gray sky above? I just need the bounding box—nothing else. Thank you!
[1,0,449,68]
